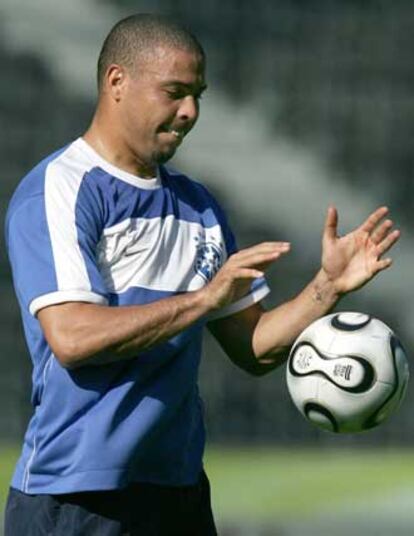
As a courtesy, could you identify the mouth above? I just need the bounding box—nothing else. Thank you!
[159,125,187,143]
[170,128,185,140]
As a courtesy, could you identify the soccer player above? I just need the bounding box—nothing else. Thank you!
[4,13,399,536]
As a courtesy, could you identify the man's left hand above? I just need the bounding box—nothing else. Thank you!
[321,205,400,295]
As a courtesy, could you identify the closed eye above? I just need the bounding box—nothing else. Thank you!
[165,90,187,100]
[163,83,207,101]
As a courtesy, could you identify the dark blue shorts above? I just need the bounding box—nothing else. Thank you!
[4,471,217,535]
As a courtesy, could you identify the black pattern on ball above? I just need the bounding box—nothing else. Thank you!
[304,402,339,433]
[289,342,375,393]
[363,335,401,429]
[331,313,372,331]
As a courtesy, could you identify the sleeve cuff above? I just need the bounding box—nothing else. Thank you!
[207,282,270,321]
[29,290,108,317]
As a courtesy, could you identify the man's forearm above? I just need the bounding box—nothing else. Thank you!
[38,289,212,368]
[252,269,340,363]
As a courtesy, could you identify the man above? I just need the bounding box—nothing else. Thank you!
[4,13,399,536]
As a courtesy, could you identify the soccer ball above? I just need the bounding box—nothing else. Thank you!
[286,312,409,433]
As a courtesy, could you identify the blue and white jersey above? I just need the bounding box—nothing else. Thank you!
[5,138,269,494]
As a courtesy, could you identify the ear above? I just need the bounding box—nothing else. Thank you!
[105,64,128,102]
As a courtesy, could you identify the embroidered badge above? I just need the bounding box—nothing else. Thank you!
[194,235,224,282]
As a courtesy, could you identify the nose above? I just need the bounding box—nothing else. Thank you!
[177,95,199,124]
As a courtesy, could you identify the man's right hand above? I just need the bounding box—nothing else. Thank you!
[201,241,291,311]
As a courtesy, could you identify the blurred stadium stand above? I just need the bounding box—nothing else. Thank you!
[1,0,414,450]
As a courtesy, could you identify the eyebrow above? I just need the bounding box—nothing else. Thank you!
[162,81,208,94]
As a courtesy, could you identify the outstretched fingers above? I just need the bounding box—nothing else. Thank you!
[375,228,401,257]
[224,242,291,283]
[236,267,267,279]
[370,218,394,245]
[375,257,393,273]
[360,206,389,234]
[233,242,291,267]
[371,227,400,275]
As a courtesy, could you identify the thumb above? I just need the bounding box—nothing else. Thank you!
[323,205,338,243]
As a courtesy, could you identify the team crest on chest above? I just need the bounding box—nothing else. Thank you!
[194,234,224,282]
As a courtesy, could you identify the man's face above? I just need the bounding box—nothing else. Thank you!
[118,46,206,174]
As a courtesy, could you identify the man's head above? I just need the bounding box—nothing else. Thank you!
[97,14,205,91]
[95,14,207,176]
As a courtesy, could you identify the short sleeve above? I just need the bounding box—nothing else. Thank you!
[6,171,108,317]
[204,190,271,320]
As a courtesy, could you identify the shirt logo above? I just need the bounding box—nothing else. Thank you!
[194,235,224,282]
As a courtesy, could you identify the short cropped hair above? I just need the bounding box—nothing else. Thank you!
[97,14,205,90]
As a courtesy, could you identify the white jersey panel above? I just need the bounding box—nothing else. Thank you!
[97,215,225,293]
[44,146,98,295]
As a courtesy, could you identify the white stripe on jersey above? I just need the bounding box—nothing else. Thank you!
[209,282,269,320]
[44,146,94,293]
[97,215,226,293]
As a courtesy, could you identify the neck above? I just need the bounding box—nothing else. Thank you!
[83,113,157,179]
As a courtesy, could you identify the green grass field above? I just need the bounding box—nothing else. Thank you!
[204,446,414,524]
[2,444,414,531]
